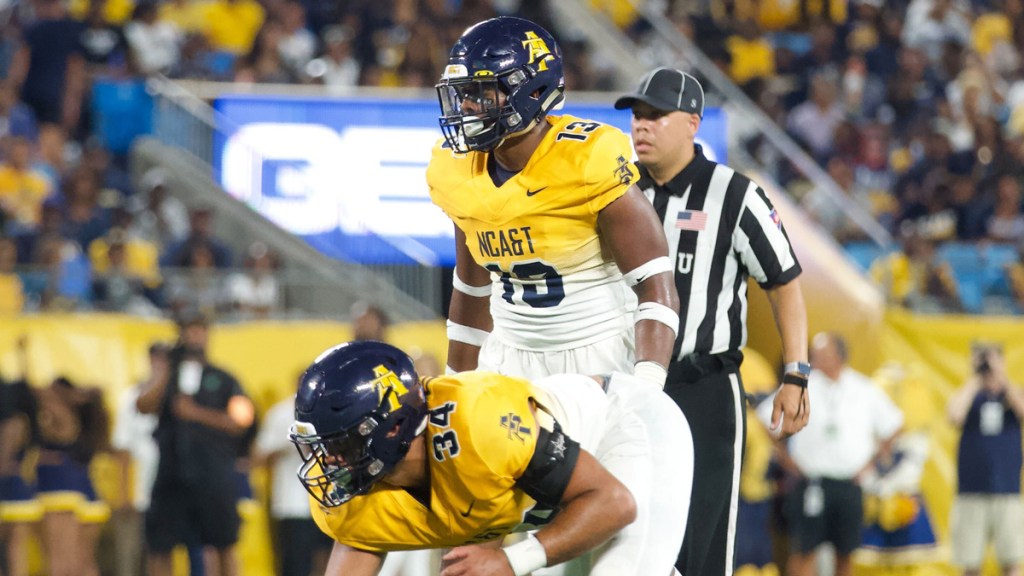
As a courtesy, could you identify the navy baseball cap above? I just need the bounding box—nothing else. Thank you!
[614,67,705,118]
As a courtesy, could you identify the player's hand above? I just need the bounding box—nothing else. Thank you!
[771,382,809,438]
[440,545,513,576]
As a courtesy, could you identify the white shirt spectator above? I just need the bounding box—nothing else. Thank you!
[224,270,279,314]
[111,385,159,510]
[125,19,181,75]
[759,367,904,479]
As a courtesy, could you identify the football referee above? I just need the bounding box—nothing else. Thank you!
[615,68,811,576]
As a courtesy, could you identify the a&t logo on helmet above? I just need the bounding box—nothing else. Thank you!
[521,31,552,71]
[371,365,410,412]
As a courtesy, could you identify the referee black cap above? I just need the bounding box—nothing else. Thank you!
[614,67,705,118]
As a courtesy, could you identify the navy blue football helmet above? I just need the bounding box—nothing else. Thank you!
[436,16,565,153]
[290,341,427,507]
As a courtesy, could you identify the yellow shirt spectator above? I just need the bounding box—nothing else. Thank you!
[160,0,210,35]
[69,0,135,24]
[727,35,777,85]
[88,234,162,288]
[0,165,52,227]
[590,0,639,29]
[756,0,847,30]
[202,0,265,55]
[972,12,1012,57]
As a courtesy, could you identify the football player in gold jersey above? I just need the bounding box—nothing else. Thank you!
[428,17,679,387]
[290,341,692,576]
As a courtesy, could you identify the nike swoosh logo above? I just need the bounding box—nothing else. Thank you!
[460,500,475,517]
[526,186,548,197]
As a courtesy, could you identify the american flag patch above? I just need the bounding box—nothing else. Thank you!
[675,210,707,231]
[769,208,782,229]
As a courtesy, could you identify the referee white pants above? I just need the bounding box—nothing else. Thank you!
[531,373,693,576]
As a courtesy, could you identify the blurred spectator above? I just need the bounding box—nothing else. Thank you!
[902,0,972,64]
[0,81,38,142]
[35,124,69,186]
[252,383,331,576]
[90,228,160,315]
[224,241,279,318]
[109,342,164,576]
[870,229,961,312]
[305,25,360,87]
[130,167,189,247]
[136,314,255,576]
[59,166,112,250]
[985,174,1024,244]
[158,0,208,36]
[161,205,231,268]
[0,236,24,314]
[758,333,904,576]
[77,0,130,77]
[234,20,295,84]
[202,0,266,57]
[0,134,52,233]
[350,300,389,341]
[946,342,1024,576]
[13,0,87,133]
[124,2,181,76]
[276,0,316,78]
[787,73,845,160]
[68,0,134,26]
[726,17,775,87]
[81,137,131,196]
[164,241,223,318]
[1007,246,1024,311]
[34,376,111,576]
[23,231,91,311]
[88,205,161,288]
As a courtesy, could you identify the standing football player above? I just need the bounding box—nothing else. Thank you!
[428,16,679,387]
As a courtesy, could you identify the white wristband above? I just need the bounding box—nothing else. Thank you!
[634,361,668,389]
[452,270,492,298]
[635,301,679,337]
[446,320,489,347]
[503,533,547,576]
[444,365,457,375]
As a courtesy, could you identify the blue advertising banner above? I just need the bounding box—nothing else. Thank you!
[213,95,727,266]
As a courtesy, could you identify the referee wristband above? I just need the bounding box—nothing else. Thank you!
[782,372,808,388]
[503,533,547,576]
[784,361,812,378]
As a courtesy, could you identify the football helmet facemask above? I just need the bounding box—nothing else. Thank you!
[290,341,427,507]
[436,16,565,153]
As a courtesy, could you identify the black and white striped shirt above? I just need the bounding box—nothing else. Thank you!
[638,144,802,361]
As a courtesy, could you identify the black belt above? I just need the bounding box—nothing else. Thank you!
[670,350,743,380]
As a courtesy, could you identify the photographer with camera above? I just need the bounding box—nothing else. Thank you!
[947,343,1024,576]
[137,313,255,576]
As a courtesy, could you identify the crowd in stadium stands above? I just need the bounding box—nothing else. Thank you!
[628,0,1024,314]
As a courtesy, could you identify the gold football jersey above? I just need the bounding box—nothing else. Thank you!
[310,372,542,552]
[428,115,639,350]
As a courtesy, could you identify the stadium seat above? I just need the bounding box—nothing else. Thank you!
[844,241,887,272]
